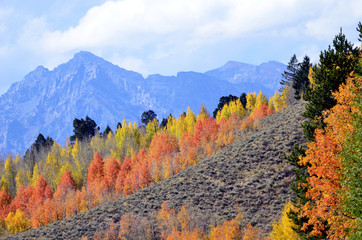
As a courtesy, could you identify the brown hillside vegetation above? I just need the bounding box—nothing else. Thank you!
[3,101,306,240]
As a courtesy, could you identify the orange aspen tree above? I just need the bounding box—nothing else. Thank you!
[298,76,360,239]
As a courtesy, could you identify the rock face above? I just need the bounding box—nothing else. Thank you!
[0,51,285,155]
[3,101,306,240]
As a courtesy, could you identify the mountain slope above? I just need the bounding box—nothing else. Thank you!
[3,101,306,240]
[0,51,286,156]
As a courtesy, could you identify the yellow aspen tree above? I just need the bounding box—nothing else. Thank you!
[175,114,188,139]
[246,92,256,112]
[269,200,300,240]
[15,169,31,192]
[71,139,84,188]
[217,103,231,123]
[31,163,40,186]
[229,99,246,119]
[269,91,287,111]
[4,156,15,196]
[166,115,177,137]
[142,118,159,149]
[115,120,140,160]
[308,67,316,89]
[255,91,268,110]
[90,134,106,156]
[105,131,117,158]
[0,176,9,194]
[5,209,31,234]
[185,107,196,133]
[197,105,210,121]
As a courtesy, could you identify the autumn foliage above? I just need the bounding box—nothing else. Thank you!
[0,89,284,235]
[296,75,361,239]
[90,202,263,240]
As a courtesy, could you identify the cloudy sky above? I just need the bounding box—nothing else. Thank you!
[0,0,361,94]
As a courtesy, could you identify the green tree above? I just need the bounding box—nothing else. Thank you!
[141,110,157,126]
[23,133,54,175]
[302,29,359,140]
[70,116,99,142]
[293,56,310,100]
[280,54,298,90]
[239,93,247,109]
[340,79,362,239]
[102,125,113,138]
[357,21,362,42]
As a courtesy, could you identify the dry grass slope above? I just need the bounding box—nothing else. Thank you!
[3,101,306,240]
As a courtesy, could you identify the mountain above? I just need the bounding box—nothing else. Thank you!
[3,101,307,239]
[0,52,286,155]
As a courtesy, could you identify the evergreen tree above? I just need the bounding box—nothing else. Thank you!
[160,117,169,129]
[23,134,54,175]
[293,56,310,100]
[239,93,247,109]
[102,125,113,138]
[280,54,298,90]
[213,95,239,118]
[286,145,327,239]
[357,21,362,42]
[302,29,359,140]
[141,110,157,126]
[70,116,99,142]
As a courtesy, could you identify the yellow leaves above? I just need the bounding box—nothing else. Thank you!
[269,90,287,112]
[115,120,140,160]
[308,67,316,89]
[31,164,40,186]
[15,170,28,192]
[216,99,246,123]
[4,157,13,180]
[297,74,361,239]
[246,92,256,111]
[269,200,300,240]
[197,105,210,121]
[5,209,31,234]
[255,91,268,110]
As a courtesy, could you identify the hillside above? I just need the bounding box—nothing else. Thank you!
[2,101,306,240]
[0,51,285,156]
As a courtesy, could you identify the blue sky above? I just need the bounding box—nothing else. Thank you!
[0,0,361,95]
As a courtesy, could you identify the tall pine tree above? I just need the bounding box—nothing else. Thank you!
[302,29,359,140]
[280,54,298,90]
[293,56,311,100]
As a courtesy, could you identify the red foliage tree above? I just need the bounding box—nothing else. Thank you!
[0,188,12,220]
[87,152,105,186]
[103,157,120,192]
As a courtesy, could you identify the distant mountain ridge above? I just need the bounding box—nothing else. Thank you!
[0,51,286,155]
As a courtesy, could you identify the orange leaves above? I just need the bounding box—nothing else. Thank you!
[54,171,75,199]
[209,216,242,240]
[157,202,204,240]
[242,224,263,240]
[0,188,11,220]
[87,152,105,185]
[297,76,361,238]
[103,157,120,191]
[118,212,152,240]
[148,131,179,182]
[2,90,283,235]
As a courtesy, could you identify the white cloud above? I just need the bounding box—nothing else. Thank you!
[111,53,148,75]
[0,0,361,94]
[38,0,362,58]
[40,0,317,53]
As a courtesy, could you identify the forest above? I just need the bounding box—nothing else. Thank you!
[0,22,361,240]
